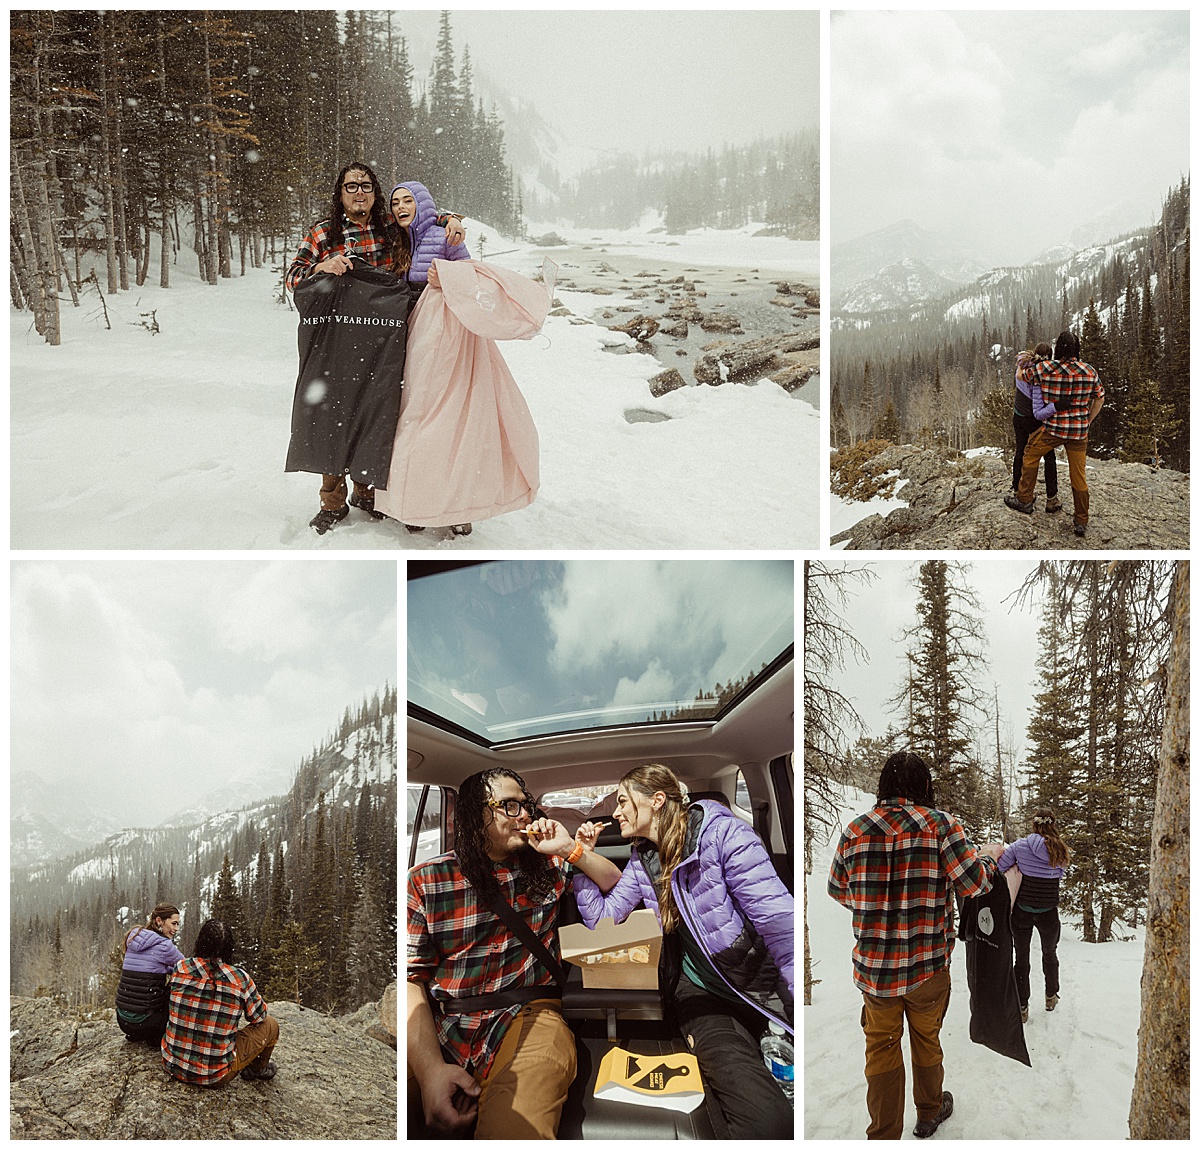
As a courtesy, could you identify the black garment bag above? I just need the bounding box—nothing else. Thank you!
[285,258,410,488]
[958,874,1031,1066]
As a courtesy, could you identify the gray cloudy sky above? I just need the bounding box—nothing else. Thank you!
[399,10,818,165]
[816,560,1043,767]
[11,561,397,827]
[832,10,1189,265]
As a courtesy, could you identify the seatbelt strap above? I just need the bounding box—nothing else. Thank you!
[486,890,566,986]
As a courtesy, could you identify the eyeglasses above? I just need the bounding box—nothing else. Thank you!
[487,798,537,818]
[342,181,375,194]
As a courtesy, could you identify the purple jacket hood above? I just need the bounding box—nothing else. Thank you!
[390,180,470,284]
[121,925,186,974]
[573,799,794,1033]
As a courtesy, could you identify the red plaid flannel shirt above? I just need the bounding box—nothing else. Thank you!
[285,217,389,293]
[1027,358,1103,440]
[285,210,456,292]
[408,851,569,1078]
[162,958,268,1085]
[828,799,996,997]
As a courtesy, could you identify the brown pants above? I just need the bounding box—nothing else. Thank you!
[1017,426,1090,525]
[860,968,951,1140]
[473,999,576,1140]
[217,1015,279,1084]
[320,474,372,511]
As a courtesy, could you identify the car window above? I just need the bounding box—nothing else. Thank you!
[734,770,751,812]
[407,784,444,867]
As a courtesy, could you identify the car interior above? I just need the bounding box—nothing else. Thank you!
[406,560,795,1140]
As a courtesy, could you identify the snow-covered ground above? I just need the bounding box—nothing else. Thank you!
[805,787,1144,1139]
[11,222,819,549]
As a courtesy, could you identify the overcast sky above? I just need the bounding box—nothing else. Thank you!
[832,11,1189,265]
[814,560,1044,770]
[408,560,793,741]
[11,561,397,827]
[398,10,818,166]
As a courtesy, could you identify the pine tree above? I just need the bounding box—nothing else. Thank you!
[209,853,248,964]
[890,561,988,832]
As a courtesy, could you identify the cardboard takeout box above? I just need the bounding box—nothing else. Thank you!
[559,909,662,989]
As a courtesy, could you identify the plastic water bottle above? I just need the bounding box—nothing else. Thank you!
[760,1022,794,1103]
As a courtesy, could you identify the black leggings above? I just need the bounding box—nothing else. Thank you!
[117,1009,168,1045]
[1011,905,1061,1006]
[673,978,792,1138]
[1012,414,1059,497]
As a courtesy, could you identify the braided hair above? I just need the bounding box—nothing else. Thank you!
[456,768,556,903]
[876,751,936,806]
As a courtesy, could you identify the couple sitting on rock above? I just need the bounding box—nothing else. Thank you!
[116,907,279,1086]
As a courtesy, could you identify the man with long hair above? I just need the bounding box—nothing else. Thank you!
[1005,328,1105,538]
[828,752,1001,1140]
[285,161,466,533]
[407,767,619,1138]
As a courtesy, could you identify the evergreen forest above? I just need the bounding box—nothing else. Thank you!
[10,10,523,344]
[11,687,398,1017]
[804,560,1181,947]
[830,180,1190,471]
[529,132,818,239]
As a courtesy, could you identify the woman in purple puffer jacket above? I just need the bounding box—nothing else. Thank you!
[572,764,794,1137]
[998,808,1069,1023]
[115,903,185,1045]
[386,181,471,299]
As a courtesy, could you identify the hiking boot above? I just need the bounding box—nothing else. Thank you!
[1004,494,1035,515]
[1046,994,1060,1012]
[914,1091,953,1139]
[310,506,349,535]
[348,489,385,520]
[1073,522,1087,538]
[451,523,473,536]
[1045,495,1062,513]
[242,1060,277,1081]
[1021,1004,1029,1024]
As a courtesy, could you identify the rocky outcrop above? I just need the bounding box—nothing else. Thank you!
[831,444,1190,550]
[10,994,397,1139]
[693,333,819,393]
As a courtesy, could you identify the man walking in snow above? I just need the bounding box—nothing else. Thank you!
[828,752,1001,1140]
[1004,329,1104,538]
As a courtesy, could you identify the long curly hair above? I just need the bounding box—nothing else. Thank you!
[456,768,556,903]
[620,764,690,934]
[1032,807,1070,868]
[320,160,389,252]
[876,751,936,806]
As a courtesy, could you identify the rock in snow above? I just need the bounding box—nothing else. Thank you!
[831,444,1189,551]
[9,992,397,1139]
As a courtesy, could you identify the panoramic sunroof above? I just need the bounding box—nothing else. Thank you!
[408,560,793,744]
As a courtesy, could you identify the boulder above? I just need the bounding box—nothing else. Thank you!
[659,318,688,339]
[609,314,660,342]
[830,444,1190,551]
[9,995,397,1140]
[649,368,687,397]
[694,344,781,386]
[696,311,742,334]
[531,232,567,247]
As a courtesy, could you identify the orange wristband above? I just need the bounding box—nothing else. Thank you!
[566,842,584,866]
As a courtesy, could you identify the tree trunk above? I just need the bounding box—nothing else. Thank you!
[1128,561,1189,1138]
[98,12,119,294]
[156,14,171,288]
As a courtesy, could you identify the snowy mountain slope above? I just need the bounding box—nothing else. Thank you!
[805,787,1143,1139]
[11,224,820,550]
[839,258,963,315]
